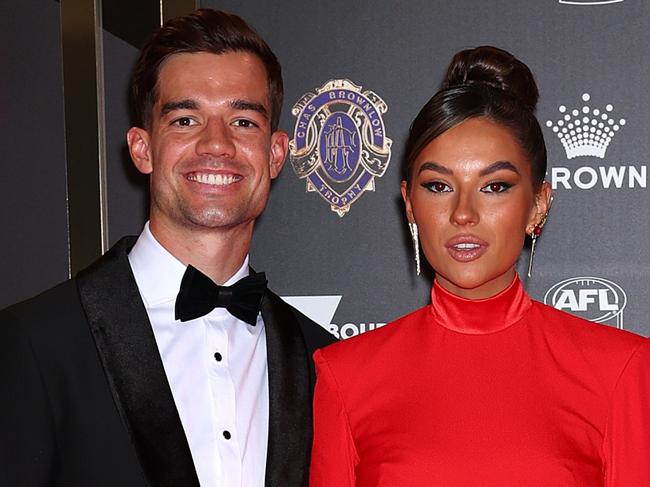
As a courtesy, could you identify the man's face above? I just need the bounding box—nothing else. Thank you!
[128,51,287,234]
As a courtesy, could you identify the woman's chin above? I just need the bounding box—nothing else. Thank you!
[434,268,516,299]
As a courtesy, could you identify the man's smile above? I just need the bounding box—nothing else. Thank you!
[186,171,243,186]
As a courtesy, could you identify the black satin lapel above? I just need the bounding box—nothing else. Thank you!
[76,237,200,487]
[261,291,312,487]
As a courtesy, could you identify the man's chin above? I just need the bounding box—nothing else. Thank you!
[181,207,257,230]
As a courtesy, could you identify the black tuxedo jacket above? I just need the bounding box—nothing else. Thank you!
[0,237,336,487]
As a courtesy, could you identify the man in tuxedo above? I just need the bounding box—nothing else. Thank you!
[0,9,335,487]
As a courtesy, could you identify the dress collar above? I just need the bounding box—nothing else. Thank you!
[429,274,532,335]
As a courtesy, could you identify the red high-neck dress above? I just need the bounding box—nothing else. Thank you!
[310,276,650,486]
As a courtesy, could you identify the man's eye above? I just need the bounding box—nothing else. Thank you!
[481,182,513,194]
[421,181,452,193]
[172,117,195,127]
[233,119,258,128]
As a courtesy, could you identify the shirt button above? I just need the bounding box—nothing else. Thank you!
[223,430,231,440]
[214,352,222,362]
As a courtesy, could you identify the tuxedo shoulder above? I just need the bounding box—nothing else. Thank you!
[1,236,136,335]
[0,278,94,365]
[1,278,83,330]
[317,305,429,367]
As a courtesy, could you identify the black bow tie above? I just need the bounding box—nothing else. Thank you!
[174,265,267,325]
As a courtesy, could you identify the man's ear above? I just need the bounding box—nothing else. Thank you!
[269,130,289,179]
[127,127,153,174]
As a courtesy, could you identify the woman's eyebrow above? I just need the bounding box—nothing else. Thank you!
[479,160,520,177]
[418,161,453,175]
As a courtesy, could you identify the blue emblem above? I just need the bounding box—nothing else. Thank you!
[289,79,392,216]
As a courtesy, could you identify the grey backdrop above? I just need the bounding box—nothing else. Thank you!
[3,0,649,339]
[1,0,69,308]
[198,0,650,338]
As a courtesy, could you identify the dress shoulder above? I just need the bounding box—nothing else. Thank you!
[318,305,430,366]
[314,305,430,404]
[530,299,646,349]
[529,300,648,390]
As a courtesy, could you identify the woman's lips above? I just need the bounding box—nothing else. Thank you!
[445,235,489,263]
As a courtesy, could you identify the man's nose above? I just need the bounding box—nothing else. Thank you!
[195,118,236,158]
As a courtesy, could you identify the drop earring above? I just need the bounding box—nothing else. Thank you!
[527,224,542,278]
[409,222,421,276]
[527,195,554,278]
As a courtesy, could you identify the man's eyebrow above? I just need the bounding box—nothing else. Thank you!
[230,99,268,119]
[160,99,198,116]
[478,160,521,177]
[418,161,453,175]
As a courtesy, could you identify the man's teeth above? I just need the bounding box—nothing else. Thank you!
[189,173,238,185]
[454,243,480,249]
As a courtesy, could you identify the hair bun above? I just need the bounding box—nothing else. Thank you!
[442,46,539,111]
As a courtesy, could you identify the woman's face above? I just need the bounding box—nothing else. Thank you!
[401,116,552,299]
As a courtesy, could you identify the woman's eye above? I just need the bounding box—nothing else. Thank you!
[481,182,512,193]
[422,181,452,193]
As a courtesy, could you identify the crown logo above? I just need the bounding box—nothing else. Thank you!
[545,93,626,159]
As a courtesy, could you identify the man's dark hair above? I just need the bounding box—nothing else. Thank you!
[131,8,283,131]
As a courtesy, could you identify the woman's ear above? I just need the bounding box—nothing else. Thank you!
[401,180,415,223]
[527,181,553,234]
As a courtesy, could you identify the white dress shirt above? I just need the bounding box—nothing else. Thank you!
[128,223,268,487]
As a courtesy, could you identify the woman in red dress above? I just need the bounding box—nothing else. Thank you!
[309,46,650,486]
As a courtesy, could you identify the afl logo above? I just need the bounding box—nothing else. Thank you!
[289,79,392,217]
[543,277,627,329]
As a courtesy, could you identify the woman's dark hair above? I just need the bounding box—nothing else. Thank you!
[403,46,546,189]
[130,9,283,131]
